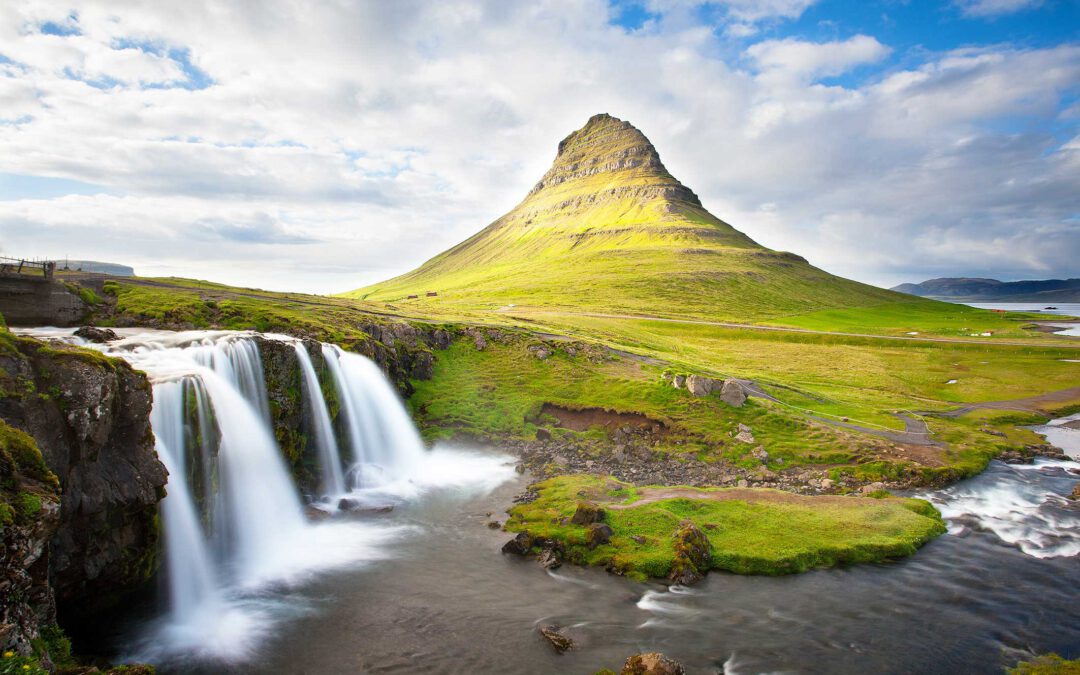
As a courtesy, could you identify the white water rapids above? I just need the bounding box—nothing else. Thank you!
[919,413,1080,559]
[16,327,516,665]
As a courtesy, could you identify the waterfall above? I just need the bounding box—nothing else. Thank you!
[321,344,427,489]
[150,380,222,625]
[294,343,347,498]
[12,326,517,664]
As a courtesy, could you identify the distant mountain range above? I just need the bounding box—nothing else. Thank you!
[59,260,134,276]
[892,278,1080,302]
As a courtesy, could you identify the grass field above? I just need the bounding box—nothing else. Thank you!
[92,276,1080,485]
[505,474,946,578]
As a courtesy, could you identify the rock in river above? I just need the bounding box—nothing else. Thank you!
[622,652,686,675]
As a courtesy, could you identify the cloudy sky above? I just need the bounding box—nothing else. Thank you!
[0,0,1077,294]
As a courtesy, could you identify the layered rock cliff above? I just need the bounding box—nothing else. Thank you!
[0,330,166,654]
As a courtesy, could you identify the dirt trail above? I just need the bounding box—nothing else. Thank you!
[607,487,883,510]
[518,310,1080,348]
[935,386,1080,417]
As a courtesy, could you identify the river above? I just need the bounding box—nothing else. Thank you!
[16,327,1080,674]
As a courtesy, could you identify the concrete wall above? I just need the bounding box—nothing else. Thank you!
[0,276,89,326]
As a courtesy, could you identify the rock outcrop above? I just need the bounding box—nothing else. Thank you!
[0,333,166,639]
[622,652,686,675]
[0,421,61,657]
[668,520,711,585]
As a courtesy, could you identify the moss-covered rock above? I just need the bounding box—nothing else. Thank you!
[0,331,166,646]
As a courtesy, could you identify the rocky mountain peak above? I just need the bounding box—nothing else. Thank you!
[528,113,682,197]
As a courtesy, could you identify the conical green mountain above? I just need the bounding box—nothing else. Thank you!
[347,113,901,321]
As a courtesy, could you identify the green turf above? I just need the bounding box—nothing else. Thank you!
[505,474,946,578]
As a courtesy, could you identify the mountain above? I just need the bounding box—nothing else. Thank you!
[347,114,905,321]
[893,278,1080,303]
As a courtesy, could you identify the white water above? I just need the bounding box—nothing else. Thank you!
[15,327,516,664]
[294,343,347,497]
[321,344,427,493]
[922,413,1080,559]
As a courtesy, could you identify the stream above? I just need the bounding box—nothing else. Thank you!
[15,328,1080,674]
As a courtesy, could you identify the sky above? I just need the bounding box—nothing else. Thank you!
[0,0,1077,294]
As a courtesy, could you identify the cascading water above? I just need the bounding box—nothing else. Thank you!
[14,326,516,665]
[322,344,427,490]
[149,380,222,629]
[294,343,347,498]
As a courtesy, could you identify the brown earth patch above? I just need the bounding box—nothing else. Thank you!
[538,403,665,434]
[608,487,883,510]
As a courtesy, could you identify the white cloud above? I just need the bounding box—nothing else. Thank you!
[955,0,1043,18]
[0,0,1076,294]
[747,35,892,81]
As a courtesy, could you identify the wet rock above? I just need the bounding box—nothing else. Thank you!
[338,497,361,511]
[720,379,747,407]
[73,326,118,343]
[537,547,562,570]
[586,523,614,549]
[304,505,331,521]
[501,532,533,555]
[622,652,686,675]
[1069,485,1080,501]
[668,520,711,585]
[685,375,721,397]
[570,500,605,525]
[539,625,574,653]
[487,520,502,530]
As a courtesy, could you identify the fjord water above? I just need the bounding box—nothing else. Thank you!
[12,327,1079,672]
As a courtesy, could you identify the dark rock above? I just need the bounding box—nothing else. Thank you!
[539,625,574,653]
[1070,485,1080,501]
[536,428,552,441]
[487,520,502,529]
[73,326,118,343]
[570,500,605,525]
[0,336,166,653]
[304,505,331,521]
[622,652,686,675]
[338,497,361,511]
[586,522,614,548]
[668,520,711,585]
[501,532,533,555]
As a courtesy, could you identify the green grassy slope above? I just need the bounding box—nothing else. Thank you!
[345,113,914,323]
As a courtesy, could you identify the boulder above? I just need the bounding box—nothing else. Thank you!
[719,379,747,407]
[501,532,533,555]
[536,428,552,441]
[668,520,711,585]
[672,374,686,389]
[622,652,686,675]
[1069,484,1079,501]
[685,375,721,397]
[570,500,605,525]
[73,326,118,343]
[586,523,614,549]
[539,625,574,653]
[537,547,561,570]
